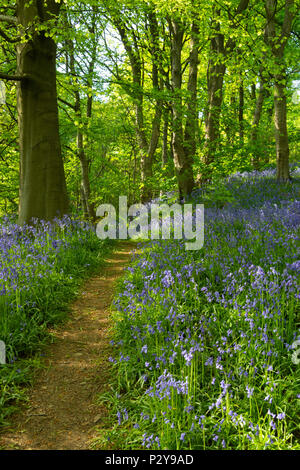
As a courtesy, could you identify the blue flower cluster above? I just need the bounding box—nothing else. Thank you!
[110,167,300,450]
[0,215,100,360]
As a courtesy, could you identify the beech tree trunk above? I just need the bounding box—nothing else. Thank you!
[184,21,200,166]
[17,0,69,224]
[169,17,195,199]
[204,59,226,167]
[203,11,226,171]
[201,1,249,181]
[264,0,296,182]
[113,11,162,203]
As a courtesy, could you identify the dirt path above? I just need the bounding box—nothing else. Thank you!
[0,241,137,450]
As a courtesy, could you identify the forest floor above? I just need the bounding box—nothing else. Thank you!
[0,241,137,450]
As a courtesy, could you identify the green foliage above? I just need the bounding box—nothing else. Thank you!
[0,219,113,426]
[97,171,300,450]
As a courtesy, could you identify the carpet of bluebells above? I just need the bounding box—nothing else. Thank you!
[105,167,300,450]
[0,216,110,425]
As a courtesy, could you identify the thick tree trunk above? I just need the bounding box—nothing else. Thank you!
[203,9,226,173]
[204,60,226,166]
[169,18,194,199]
[264,0,295,182]
[17,0,69,224]
[184,21,199,164]
[203,13,226,172]
[201,1,249,181]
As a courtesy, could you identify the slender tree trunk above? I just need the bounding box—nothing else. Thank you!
[239,81,244,145]
[114,12,162,203]
[266,97,274,163]
[162,106,169,167]
[80,185,88,218]
[140,10,162,202]
[77,129,95,221]
[225,93,236,145]
[17,0,69,224]
[251,74,265,170]
[66,23,96,221]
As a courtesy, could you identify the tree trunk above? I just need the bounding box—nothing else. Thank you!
[162,106,169,167]
[114,12,162,203]
[204,60,226,166]
[203,19,226,170]
[17,0,69,224]
[264,0,295,182]
[140,88,162,203]
[239,82,244,145]
[169,17,194,199]
[274,73,290,181]
[77,130,95,221]
[251,74,265,170]
[65,22,97,222]
[184,21,199,165]
[201,1,249,181]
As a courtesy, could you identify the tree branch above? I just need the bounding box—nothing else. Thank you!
[57,96,76,110]
[0,15,17,24]
[0,72,23,81]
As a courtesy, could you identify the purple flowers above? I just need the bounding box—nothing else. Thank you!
[246,385,254,398]
[109,167,299,450]
[161,270,175,288]
[146,370,189,400]
[0,215,103,364]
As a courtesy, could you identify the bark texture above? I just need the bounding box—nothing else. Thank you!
[201,1,249,181]
[113,9,162,203]
[264,0,296,181]
[169,18,197,198]
[17,0,69,224]
[204,16,226,167]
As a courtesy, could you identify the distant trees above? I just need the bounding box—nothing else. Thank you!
[203,1,250,178]
[0,0,299,222]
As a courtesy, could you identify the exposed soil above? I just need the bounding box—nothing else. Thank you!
[0,241,137,450]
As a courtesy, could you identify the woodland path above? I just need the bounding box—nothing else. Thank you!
[0,241,137,450]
